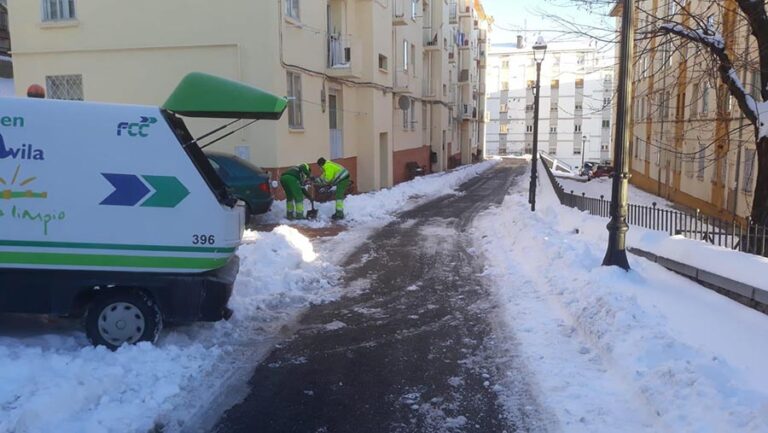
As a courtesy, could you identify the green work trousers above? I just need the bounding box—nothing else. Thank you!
[280,174,305,217]
[334,179,350,212]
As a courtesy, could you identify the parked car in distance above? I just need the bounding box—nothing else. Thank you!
[205,151,274,224]
[589,164,615,180]
[580,161,599,177]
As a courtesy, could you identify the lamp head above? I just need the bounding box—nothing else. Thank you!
[532,36,548,63]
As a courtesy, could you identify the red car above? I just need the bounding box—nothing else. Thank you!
[588,164,615,180]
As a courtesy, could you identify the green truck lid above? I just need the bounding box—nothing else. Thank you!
[162,72,288,120]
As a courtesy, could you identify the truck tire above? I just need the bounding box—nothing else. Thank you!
[85,290,163,350]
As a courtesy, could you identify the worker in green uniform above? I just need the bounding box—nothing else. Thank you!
[280,163,312,220]
[316,157,350,220]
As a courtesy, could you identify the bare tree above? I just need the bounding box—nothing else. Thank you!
[515,0,767,225]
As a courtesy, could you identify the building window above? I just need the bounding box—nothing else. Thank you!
[550,127,557,134]
[410,101,417,130]
[701,84,710,115]
[744,148,756,193]
[526,125,533,133]
[690,83,700,118]
[575,103,583,111]
[422,104,427,131]
[46,74,83,100]
[403,40,409,72]
[574,124,582,133]
[379,54,389,71]
[500,123,509,134]
[502,60,510,69]
[403,107,409,130]
[602,120,610,128]
[42,0,76,21]
[286,72,303,129]
[501,81,509,91]
[575,78,584,88]
[285,0,300,20]
[697,143,706,179]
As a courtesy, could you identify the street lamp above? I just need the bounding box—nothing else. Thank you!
[529,36,547,212]
[603,0,634,271]
[581,135,588,174]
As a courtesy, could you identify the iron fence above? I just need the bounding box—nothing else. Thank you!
[541,159,768,257]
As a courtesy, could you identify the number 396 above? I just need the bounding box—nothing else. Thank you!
[192,234,216,245]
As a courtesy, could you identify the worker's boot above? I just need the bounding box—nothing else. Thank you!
[286,211,295,221]
[332,210,345,220]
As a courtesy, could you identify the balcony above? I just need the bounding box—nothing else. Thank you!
[393,0,410,26]
[458,0,472,17]
[327,35,361,78]
[458,68,469,84]
[394,69,412,94]
[462,103,476,120]
[424,27,440,50]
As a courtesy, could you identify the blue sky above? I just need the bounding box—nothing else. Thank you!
[482,0,616,45]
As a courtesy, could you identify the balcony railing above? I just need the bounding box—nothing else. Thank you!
[327,34,350,68]
[424,27,439,48]
[394,69,411,93]
[393,0,411,25]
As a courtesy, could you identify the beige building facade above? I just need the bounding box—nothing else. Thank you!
[613,0,758,220]
[9,0,489,192]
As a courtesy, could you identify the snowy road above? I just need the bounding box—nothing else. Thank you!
[213,160,536,433]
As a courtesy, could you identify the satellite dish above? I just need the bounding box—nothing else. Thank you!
[398,95,411,111]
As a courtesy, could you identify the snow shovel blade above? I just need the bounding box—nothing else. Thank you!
[306,209,319,220]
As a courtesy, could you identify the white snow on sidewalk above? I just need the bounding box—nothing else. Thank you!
[0,161,499,433]
[475,163,768,432]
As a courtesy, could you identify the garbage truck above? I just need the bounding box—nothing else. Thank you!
[0,72,287,349]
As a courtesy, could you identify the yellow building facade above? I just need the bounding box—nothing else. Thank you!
[613,0,759,219]
[9,0,489,192]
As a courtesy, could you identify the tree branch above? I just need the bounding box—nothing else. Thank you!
[658,23,758,125]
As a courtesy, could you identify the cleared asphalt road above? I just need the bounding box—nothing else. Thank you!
[213,160,540,433]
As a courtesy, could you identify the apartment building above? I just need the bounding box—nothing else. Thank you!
[612,0,758,219]
[486,39,613,169]
[8,0,488,192]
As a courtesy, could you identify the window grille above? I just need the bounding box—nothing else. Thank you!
[45,74,83,100]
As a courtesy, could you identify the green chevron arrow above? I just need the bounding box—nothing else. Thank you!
[140,175,190,208]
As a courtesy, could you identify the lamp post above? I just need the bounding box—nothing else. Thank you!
[529,36,547,212]
[581,135,588,173]
[603,0,634,271]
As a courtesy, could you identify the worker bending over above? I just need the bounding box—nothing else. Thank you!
[280,163,312,220]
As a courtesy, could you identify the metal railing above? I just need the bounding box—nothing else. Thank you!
[424,27,439,47]
[541,159,768,257]
[327,34,350,68]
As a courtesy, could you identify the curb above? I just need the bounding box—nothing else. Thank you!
[629,247,768,315]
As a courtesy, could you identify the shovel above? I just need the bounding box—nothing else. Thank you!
[304,182,319,220]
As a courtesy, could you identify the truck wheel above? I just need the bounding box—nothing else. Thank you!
[85,290,163,350]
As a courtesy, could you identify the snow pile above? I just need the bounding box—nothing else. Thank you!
[474,164,768,432]
[0,226,340,433]
[263,160,499,226]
